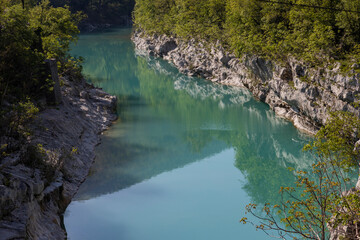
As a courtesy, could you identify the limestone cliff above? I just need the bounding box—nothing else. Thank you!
[0,77,117,239]
[132,31,360,135]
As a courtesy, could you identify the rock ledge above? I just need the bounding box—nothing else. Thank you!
[0,77,117,239]
[132,31,360,135]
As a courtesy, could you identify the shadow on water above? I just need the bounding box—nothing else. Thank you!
[70,28,314,207]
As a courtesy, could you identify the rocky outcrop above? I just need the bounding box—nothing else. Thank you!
[132,31,360,135]
[0,78,117,239]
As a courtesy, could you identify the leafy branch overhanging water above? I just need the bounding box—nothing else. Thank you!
[241,112,360,240]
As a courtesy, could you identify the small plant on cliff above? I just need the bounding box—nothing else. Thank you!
[23,143,59,184]
[241,111,360,240]
[0,100,39,158]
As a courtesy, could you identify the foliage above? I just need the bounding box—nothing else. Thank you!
[0,0,83,163]
[133,0,360,66]
[174,0,226,41]
[28,0,84,60]
[133,0,175,35]
[0,0,83,102]
[23,143,61,183]
[51,0,135,25]
[0,2,46,101]
[304,111,360,167]
[240,112,360,240]
[11,99,40,132]
[60,56,84,81]
[0,99,39,157]
[241,161,356,240]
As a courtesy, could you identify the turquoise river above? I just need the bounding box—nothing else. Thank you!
[64,28,313,240]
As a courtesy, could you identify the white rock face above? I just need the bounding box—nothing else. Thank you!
[132,31,360,135]
[0,77,117,239]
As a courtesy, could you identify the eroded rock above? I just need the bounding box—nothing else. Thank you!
[0,77,117,239]
[132,31,360,135]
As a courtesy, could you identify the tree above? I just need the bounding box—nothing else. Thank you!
[28,0,84,60]
[0,0,83,103]
[133,0,175,34]
[240,111,360,240]
[335,0,360,63]
[0,2,45,101]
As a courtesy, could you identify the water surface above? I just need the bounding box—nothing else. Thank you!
[65,28,312,240]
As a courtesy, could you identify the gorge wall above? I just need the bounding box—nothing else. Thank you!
[132,31,360,135]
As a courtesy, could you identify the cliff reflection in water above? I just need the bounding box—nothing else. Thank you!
[71,29,313,207]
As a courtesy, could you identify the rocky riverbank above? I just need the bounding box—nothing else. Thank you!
[132,31,360,135]
[0,77,117,239]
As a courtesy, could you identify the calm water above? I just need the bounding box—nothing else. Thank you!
[64,28,313,240]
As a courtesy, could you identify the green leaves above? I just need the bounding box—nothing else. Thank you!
[241,111,360,239]
[134,0,360,66]
[134,0,226,40]
[306,111,360,167]
[28,0,84,60]
[0,0,83,102]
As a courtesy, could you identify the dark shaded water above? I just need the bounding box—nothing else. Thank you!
[64,28,312,240]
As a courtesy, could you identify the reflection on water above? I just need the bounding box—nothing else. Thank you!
[65,28,313,240]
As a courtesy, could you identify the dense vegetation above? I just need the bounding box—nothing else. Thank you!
[51,0,135,25]
[0,0,83,99]
[134,0,360,65]
[0,0,82,157]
